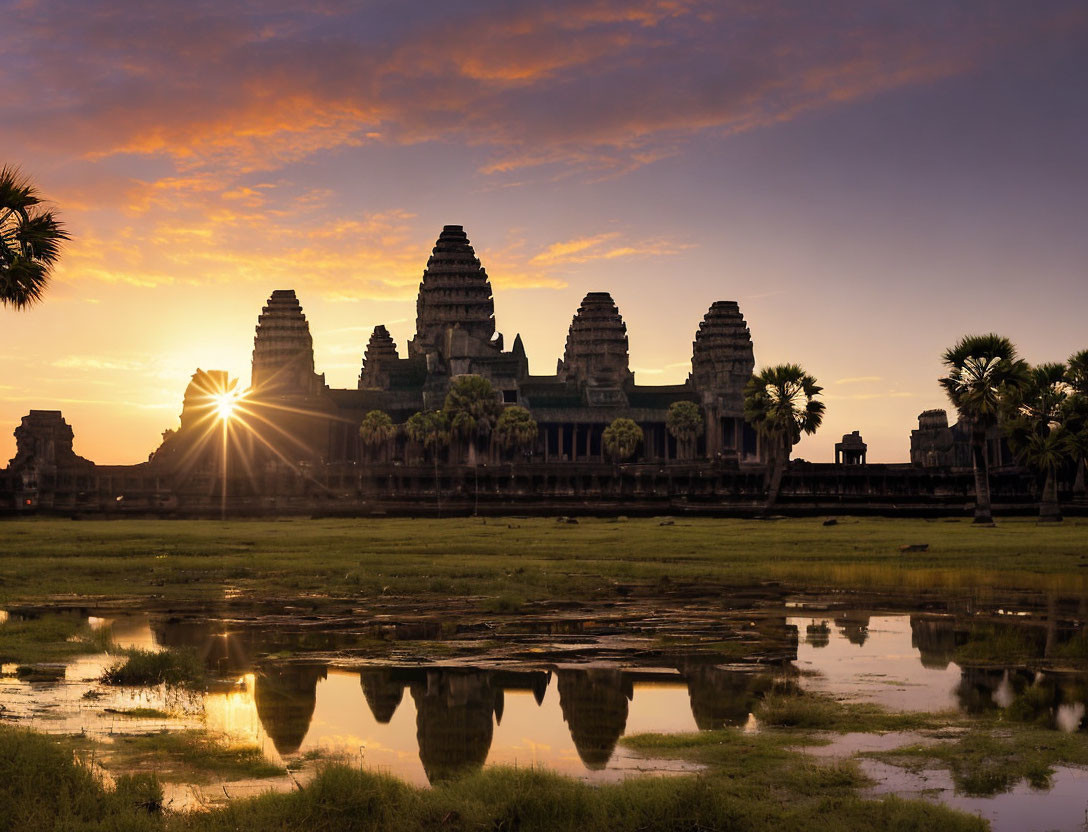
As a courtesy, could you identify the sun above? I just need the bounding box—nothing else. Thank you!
[212,391,239,421]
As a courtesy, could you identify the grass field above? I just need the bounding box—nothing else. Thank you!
[1,515,1086,606]
[3,516,1086,830]
[1,722,988,832]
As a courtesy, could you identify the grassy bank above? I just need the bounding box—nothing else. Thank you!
[1,516,1087,606]
[1,724,987,832]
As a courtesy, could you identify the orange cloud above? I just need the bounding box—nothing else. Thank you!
[529,232,690,266]
[5,0,1080,183]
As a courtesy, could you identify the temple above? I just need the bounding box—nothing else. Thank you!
[0,224,1076,516]
[157,224,763,473]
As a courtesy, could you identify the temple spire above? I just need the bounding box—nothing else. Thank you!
[557,292,632,388]
[359,324,400,390]
[251,290,321,394]
[690,301,754,396]
[409,225,497,358]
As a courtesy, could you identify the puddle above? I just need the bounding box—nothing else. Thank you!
[2,595,1087,824]
[863,759,1088,832]
[793,614,966,711]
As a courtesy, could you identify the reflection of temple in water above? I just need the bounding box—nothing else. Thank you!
[411,670,500,783]
[253,663,327,755]
[805,621,830,648]
[557,668,633,769]
[910,616,959,670]
[360,669,405,724]
[834,612,870,647]
[955,666,1088,731]
[680,663,777,730]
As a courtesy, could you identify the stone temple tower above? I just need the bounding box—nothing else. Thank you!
[557,292,633,403]
[359,325,400,390]
[251,289,324,395]
[690,301,756,458]
[408,226,500,360]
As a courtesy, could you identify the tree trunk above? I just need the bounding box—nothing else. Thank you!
[762,438,788,515]
[970,433,993,524]
[1074,457,1086,503]
[1039,468,1062,522]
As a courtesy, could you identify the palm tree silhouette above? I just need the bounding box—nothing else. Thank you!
[743,364,825,515]
[939,334,1028,524]
[1066,349,1088,501]
[0,166,69,309]
[603,418,641,462]
[494,406,538,461]
[358,410,395,463]
[1003,362,1075,522]
[666,400,703,460]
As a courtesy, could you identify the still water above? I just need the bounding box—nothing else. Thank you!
[2,598,1087,828]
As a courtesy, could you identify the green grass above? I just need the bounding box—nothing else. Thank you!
[101,648,205,687]
[0,613,113,664]
[1,725,986,832]
[1,516,1087,607]
[0,726,163,831]
[100,730,285,783]
[754,689,947,733]
[104,708,173,719]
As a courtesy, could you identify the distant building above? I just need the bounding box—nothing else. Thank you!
[909,409,1014,470]
[835,431,867,465]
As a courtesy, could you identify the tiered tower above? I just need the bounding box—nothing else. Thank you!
[409,226,498,358]
[690,301,754,396]
[358,325,400,390]
[557,292,632,389]
[251,290,322,394]
[690,301,756,457]
[9,410,90,471]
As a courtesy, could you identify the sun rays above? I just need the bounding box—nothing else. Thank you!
[160,368,348,510]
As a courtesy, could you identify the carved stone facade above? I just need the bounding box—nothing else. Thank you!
[909,409,1014,470]
[690,301,757,458]
[251,289,325,395]
[409,225,500,358]
[557,292,633,395]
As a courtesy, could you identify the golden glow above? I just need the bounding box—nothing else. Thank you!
[213,390,240,421]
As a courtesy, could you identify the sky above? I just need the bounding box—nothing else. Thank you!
[2,0,1086,465]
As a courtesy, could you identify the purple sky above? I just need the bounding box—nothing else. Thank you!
[2,0,1086,463]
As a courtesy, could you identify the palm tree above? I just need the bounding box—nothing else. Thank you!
[666,401,703,460]
[1003,363,1074,522]
[404,410,449,513]
[602,418,642,463]
[1,166,69,309]
[1067,349,1088,500]
[494,406,539,461]
[359,410,395,463]
[939,334,1028,524]
[444,375,503,465]
[405,410,449,461]
[743,364,825,514]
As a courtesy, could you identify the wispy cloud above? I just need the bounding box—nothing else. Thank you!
[834,376,883,385]
[5,1,1079,180]
[529,232,690,266]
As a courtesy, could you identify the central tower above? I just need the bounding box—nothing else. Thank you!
[408,225,499,358]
